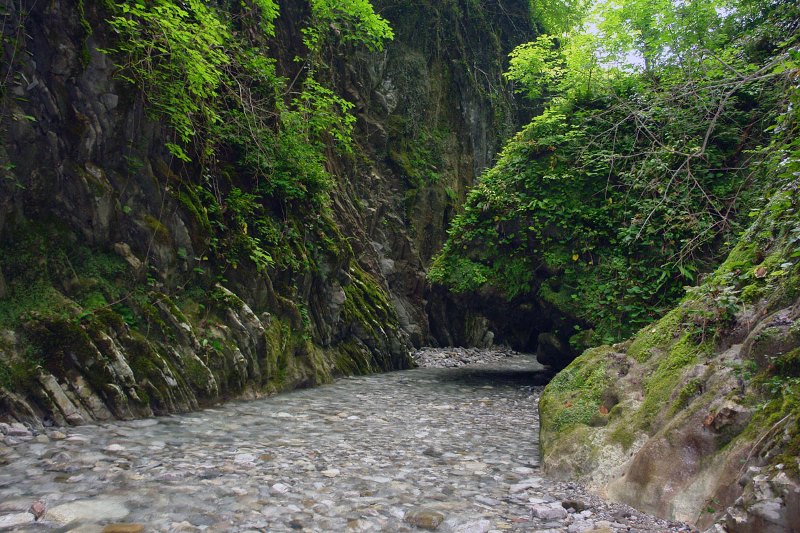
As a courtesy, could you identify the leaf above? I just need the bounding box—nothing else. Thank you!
[165,143,192,163]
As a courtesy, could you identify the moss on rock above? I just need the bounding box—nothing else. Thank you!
[539,179,800,525]
[540,346,614,444]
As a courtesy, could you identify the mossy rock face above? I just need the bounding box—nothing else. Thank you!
[333,338,376,376]
[626,308,685,363]
[742,321,800,370]
[540,345,616,446]
[23,317,103,380]
[340,264,411,372]
[638,334,709,430]
[540,188,800,527]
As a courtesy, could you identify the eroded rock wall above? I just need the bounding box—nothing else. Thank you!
[539,186,800,531]
[0,0,530,425]
[340,0,534,347]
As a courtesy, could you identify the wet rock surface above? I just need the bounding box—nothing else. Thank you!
[1,351,692,532]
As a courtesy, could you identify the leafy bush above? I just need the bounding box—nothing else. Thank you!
[431,0,798,344]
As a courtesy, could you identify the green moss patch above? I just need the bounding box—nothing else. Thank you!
[541,346,613,436]
[638,334,709,429]
[343,264,396,338]
[627,307,685,362]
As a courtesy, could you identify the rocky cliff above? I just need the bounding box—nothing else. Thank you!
[539,179,800,530]
[0,0,532,426]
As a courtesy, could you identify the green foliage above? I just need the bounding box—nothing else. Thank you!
[104,0,390,205]
[100,0,394,279]
[105,0,230,146]
[428,254,491,294]
[249,0,280,36]
[305,0,394,52]
[506,35,563,101]
[528,0,589,35]
[432,0,798,345]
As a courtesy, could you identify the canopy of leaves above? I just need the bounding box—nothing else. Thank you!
[432,0,799,345]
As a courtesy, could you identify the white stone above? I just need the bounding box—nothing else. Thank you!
[270,483,290,494]
[46,498,129,524]
[452,519,492,533]
[0,513,34,528]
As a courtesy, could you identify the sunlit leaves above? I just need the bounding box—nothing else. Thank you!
[306,0,394,52]
[107,0,231,144]
[528,0,590,35]
[506,35,564,100]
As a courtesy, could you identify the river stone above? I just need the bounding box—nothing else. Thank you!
[451,518,491,533]
[531,503,568,520]
[102,524,145,533]
[29,500,46,519]
[0,513,34,528]
[6,423,31,437]
[46,498,129,524]
[404,508,445,530]
[0,351,692,532]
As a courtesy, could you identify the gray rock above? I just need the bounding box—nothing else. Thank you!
[536,332,569,367]
[6,423,31,437]
[531,504,568,520]
[404,508,445,530]
[100,92,119,110]
[452,518,492,533]
[0,512,34,528]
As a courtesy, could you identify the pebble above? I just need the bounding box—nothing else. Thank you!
[0,350,692,532]
[5,423,32,437]
[29,500,46,520]
[412,346,523,368]
[533,504,569,520]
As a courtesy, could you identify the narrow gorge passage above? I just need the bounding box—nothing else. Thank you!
[1,351,690,533]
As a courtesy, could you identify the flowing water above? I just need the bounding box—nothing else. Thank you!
[0,354,690,532]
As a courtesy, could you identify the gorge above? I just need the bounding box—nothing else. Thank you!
[1,0,799,531]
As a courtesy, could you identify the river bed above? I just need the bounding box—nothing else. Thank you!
[0,351,692,532]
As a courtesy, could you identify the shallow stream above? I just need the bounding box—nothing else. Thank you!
[0,353,690,532]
